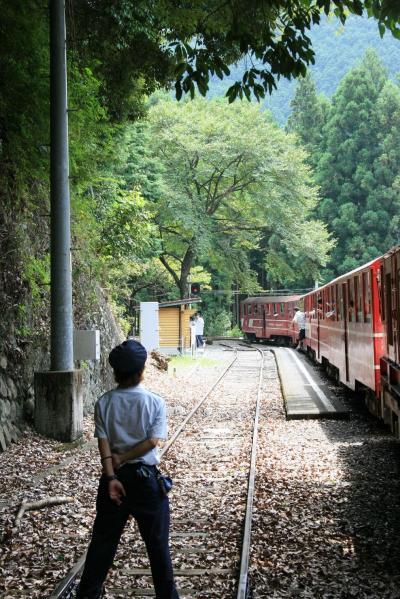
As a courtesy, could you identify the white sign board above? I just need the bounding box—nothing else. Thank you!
[74,330,101,361]
[140,302,159,352]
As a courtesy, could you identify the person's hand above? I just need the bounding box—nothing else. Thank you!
[108,479,126,505]
[112,453,122,470]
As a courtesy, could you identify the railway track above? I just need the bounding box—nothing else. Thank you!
[48,343,266,599]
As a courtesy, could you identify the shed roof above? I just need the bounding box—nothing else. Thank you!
[159,297,202,308]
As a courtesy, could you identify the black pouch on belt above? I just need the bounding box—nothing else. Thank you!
[135,464,152,480]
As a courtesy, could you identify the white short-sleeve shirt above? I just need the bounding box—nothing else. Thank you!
[94,383,167,465]
[195,317,204,335]
[292,311,306,329]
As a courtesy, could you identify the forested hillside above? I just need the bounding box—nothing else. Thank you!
[208,15,400,123]
[287,50,400,281]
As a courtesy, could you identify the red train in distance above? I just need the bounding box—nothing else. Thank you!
[240,245,400,437]
[241,294,302,346]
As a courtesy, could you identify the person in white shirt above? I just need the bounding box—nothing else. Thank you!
[189,315,197,355]
[292,307,306,350]
[195,311,205,349]
[76,340,179,599]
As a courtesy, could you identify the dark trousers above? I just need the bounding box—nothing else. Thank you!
[196,334,204,348]
[77,464,179,599]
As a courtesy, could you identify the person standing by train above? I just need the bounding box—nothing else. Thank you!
[195,311,205,350]
[189,315,197,356]
[76,339,179,599]
[292,307,306,351]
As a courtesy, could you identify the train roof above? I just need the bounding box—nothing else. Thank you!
[383,244,400,259]
[243,295,302,304]
[302,255,383,298]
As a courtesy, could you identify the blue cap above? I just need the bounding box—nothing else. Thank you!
[108,340,147,373]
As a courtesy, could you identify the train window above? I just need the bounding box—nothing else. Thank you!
[320,291,323,318]
[325,287,334,319]
[348,279,355,322]
[354,277,358,322]
[337,285,343,320]
[327,288,331,318]
[280,303,285,314]
[334,285,338,320]
[317,295,324,318]
[248,304,252,316]
[253,304,258,315]
[331,287,335,320]
[273,303,277,315]
[363,271,372,323]
[355,276,361,322]
[310,295,317,319]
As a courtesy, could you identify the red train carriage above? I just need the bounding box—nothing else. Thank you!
[303,257,386,406]
[240,245,400,438]
[380,245,400,434]
[241,295,301,345]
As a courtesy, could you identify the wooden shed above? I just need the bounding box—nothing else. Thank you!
[158,298,201,354]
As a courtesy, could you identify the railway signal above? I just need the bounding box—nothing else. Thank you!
[190,282,201,296]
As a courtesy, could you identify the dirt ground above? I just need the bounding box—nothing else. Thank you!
[1,345,400,598]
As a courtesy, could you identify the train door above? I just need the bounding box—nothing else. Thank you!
[342,282,349,381]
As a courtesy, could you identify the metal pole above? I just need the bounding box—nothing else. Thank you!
[236,283,239,326]
[50,0,74,370]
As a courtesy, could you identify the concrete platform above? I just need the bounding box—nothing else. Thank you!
[272,348,349,420]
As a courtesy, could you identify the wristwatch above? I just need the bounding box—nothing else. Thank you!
[105,474,118,482]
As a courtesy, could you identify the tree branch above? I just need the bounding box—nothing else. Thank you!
[159,254,181,288]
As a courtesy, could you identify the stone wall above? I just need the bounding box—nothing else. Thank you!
[0,286,124,451]
[0,355,22,450]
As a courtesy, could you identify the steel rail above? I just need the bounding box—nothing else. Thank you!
[48,350,238,599]
[236,346,265,599]
[159,351,238,459]
[48,553,86,599]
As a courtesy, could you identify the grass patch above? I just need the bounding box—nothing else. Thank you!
[169,354,223,370]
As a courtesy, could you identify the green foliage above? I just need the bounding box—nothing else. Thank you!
[205,310,232,337]
[23,255,50,306]
[160,0,400,102]
[68,61,116,192]
[99,189,157,261]
[286,72,329,168]
[206,14,400,124]
[289,49,400,279]
[124,97,333,296]
[0,1,50,189]
[316,49,400,274]
[227,325,242,337]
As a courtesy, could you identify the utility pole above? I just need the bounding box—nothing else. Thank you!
[34,0,83,442]
[50,0,73,371]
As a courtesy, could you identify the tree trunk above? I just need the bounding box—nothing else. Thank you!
[179,247,195,299]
